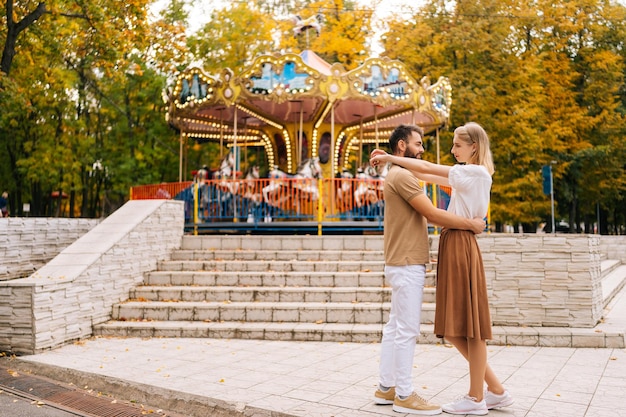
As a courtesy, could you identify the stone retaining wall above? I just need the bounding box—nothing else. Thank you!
[431,233,605,328]
[1,215,624,354]
[0,218,100,281]
[196,233,615,329]
[0,200,184,355]
[598,235,626,263]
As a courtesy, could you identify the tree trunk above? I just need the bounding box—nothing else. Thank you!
[1,1,47,75]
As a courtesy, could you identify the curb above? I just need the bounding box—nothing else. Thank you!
[4,357,295,417]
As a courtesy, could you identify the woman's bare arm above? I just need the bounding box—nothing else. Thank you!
[409,171,449,186]
[371,150,451,186]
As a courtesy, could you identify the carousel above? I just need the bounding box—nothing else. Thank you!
[134,20,452,233]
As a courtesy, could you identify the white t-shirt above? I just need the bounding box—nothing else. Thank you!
[447,164,492,219]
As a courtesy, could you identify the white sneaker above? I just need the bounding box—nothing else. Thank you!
[485,389,514,409]
[442,395,488,415]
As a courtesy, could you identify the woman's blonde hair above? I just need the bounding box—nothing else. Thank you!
[454,122,495,175]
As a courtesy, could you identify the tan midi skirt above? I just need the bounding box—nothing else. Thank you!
[434,228,492,340]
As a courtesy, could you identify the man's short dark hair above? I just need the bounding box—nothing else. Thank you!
[389,124,424,153]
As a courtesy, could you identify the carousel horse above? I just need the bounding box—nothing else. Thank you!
[288,13,324,37]
[354,162,383,209]
[212,151,236,180]
[377,161,390,179]
[244,165,260,181]
[234,165,260,222]
[262,166,288,204]
[200,151,240,219]
[194,165,210,183]
[262,158,322,214]
[242,165,262,203]
[336,169,355,211]
[211,151,241,194]
[291,157,322,196]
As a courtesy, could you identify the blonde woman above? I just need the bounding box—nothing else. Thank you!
[371,122,513,415]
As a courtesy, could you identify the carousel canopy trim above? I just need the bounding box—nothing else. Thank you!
[167,49,452,174]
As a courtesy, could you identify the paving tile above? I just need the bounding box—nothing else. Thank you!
[14,335,626,417]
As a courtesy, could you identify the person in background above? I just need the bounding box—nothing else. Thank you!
[371,122,513,415]
[370,124,485,415]
[0,192,8,217]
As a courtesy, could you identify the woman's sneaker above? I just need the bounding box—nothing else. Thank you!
[484,389,514,409]
[393,392,442,415]
[442,395,488,415]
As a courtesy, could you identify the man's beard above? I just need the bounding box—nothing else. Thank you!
[403,149,420,159]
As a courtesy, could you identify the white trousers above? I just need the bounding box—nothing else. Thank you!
[379,264,426,397]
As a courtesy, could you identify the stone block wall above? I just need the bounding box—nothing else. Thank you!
[196,233,613,328]
[431,233,604,328]
[0,200,184,355]
[2,218,623,354]
[0,218,99,281]
[598,236,626,263]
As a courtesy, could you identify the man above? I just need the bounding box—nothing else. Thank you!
[371,125,485,415]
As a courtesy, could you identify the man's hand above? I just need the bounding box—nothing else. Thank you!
[370,149,388,166]
[470,217,486,234]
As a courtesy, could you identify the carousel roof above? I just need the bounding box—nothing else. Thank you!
[300,50,332,75]
[166,49,452,173]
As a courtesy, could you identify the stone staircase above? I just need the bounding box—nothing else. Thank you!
[601,259,626,308]
[94,235,626,348]
[95,235,433,343]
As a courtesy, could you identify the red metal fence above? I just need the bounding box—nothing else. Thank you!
[131,178,451,232]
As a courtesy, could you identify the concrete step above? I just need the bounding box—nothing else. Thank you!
[180,235,386,252]
[130,285,437,304]
[171,249,385,262]
[98,235,626,349]
[143,270,437,287]
[602,264,626,308]
[157,259,386,273]
[111,301,436,324]
[95,321,393,343]
[601,259,621,275]
[92,321,624,348]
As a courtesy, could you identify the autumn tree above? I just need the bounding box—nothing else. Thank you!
[187,2,274,74]
[380,0,626,233]
[1,0,177,216]
[289,0,373,69]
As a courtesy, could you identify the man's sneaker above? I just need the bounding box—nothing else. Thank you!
[374,386,395,405]
[442,395,488,415]
[393,392,442,415]
[485,389,514,409]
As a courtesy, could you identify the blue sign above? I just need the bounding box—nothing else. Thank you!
[542,165,552,195]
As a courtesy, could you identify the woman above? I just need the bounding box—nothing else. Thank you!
[370,122,513,415]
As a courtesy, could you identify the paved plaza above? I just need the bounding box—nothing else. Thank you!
[11,282,626,417]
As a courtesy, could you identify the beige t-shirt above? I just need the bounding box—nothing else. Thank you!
[383,164,429,266]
